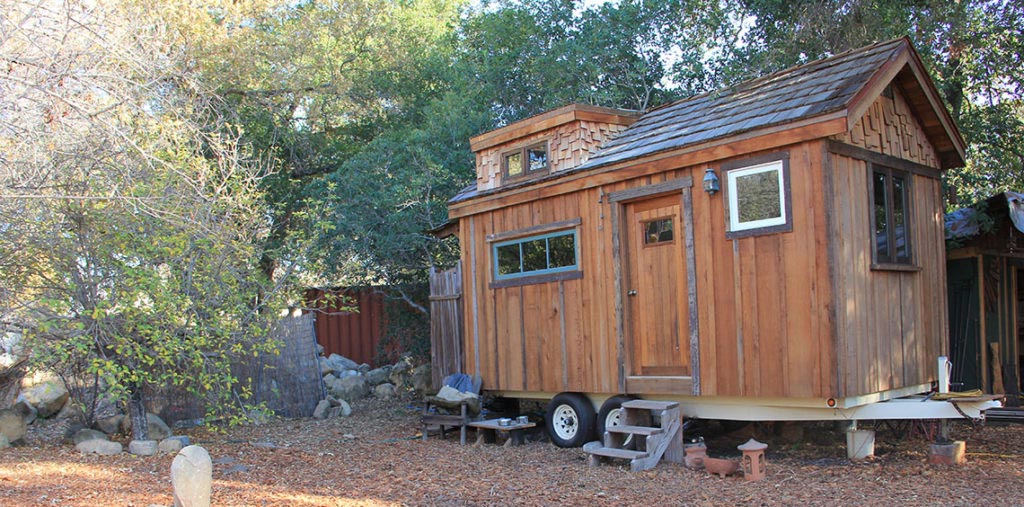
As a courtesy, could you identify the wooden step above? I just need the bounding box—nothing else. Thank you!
[606,424,663,436]
[621,399,679,411]
[583,444,648,460]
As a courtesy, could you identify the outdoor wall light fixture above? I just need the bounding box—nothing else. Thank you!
[702,168,720,195]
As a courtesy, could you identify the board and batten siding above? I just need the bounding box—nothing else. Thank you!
[460,144,839,399]
[828,88,948,398]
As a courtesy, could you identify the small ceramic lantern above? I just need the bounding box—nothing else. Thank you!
[738,438,768,481]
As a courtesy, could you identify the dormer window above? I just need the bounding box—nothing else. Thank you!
[503,142,549,181]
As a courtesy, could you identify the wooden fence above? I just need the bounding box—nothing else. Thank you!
[429,265,463,388]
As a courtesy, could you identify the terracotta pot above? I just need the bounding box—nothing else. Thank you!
[703,457,738,478]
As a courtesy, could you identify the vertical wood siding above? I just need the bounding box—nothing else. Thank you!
[457,88,945,401]
[829,88,948,397]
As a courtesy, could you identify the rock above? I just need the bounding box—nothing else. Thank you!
[159,438,185,453]
[327,375,368,401]
[123,413,173,441]
[129,439,159,456]
[222,464,250,476]
[20,380,69,418]
[76,439,123,455]
[0,408,27,444]
[373,383,397,399]
[171,445,212,507]
[322,373,337,385]
[96,414,124,435]
[326,395,342,407]
[312,399,331,420]
[357,363,370,374]
[73,428,108,445]
[0,433,9,449]
[211,456,236,465]
[327,401,352,419]
[12,399,36,426]
[326,353,358,373]
[315,343,325,356]
[410,364,432,396]
[365,366,392,386]
[318,357,334,376]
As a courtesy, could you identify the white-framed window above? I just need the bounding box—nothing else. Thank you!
[724,153,792,238]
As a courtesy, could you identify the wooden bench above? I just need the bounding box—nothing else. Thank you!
[421,400,470,445]
[468,419,536,447]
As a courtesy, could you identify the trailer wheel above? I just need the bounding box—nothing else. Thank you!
[545,393,595,448]
[596,395,636,444]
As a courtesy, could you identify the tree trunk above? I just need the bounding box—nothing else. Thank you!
[127,383,149,441]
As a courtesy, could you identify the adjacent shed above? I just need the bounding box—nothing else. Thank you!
[445,38,991,446]
[946,191,1024,404]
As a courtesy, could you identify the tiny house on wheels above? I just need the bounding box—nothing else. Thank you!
[442,38,1000,449]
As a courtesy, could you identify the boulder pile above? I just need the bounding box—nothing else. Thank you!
[312,350,432,420]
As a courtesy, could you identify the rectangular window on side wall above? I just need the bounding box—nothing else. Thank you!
[491,227,580,287]
[503,141,549,182]
[870,166,914,268]
[723,153,792,239]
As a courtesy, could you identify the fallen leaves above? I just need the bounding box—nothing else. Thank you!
[1,396,1023,506]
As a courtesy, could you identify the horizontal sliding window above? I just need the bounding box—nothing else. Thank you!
[493,229,578,281]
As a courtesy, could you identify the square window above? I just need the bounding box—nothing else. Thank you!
[505,152,523,178]
[725,158,790,237]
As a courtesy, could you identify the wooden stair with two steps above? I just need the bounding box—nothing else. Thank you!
[583,399,683,471]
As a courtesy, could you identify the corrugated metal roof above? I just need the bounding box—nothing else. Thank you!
[579,38,906,171]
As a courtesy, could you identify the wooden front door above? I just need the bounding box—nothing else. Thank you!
[624,194,690,377]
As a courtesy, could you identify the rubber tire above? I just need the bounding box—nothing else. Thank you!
[545,393,596,448]
[596,395,636,439]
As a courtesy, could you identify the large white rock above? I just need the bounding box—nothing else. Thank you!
[0,408,27,444]
[76,439,123,455]
[171,445,212,507]
[20,381,69,418]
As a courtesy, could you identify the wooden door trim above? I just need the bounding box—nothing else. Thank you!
[610,178,701,396]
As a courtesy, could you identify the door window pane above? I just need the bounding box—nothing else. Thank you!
[643,218,674,244]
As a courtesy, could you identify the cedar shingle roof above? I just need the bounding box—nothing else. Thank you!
[451,37,966,206]
[580,38,907,170]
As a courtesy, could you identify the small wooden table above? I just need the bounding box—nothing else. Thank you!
[469,419,536,447]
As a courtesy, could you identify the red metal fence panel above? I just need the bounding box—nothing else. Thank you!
[304,288,385,367]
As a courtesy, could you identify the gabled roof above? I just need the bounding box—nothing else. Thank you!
[582,37,966,171]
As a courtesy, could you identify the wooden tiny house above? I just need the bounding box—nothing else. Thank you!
[443,38,994,446]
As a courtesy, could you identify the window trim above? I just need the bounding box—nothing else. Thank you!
[869,164,916,269]
[722,152,792,239]
[502,141,550,182]
[491,227,580,287]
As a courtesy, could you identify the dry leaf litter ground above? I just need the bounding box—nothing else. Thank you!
[1,394,1023,506]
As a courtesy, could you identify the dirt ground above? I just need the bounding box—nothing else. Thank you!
[1,395,1022,507]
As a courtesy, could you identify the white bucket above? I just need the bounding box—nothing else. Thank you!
[846,429,875,460]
